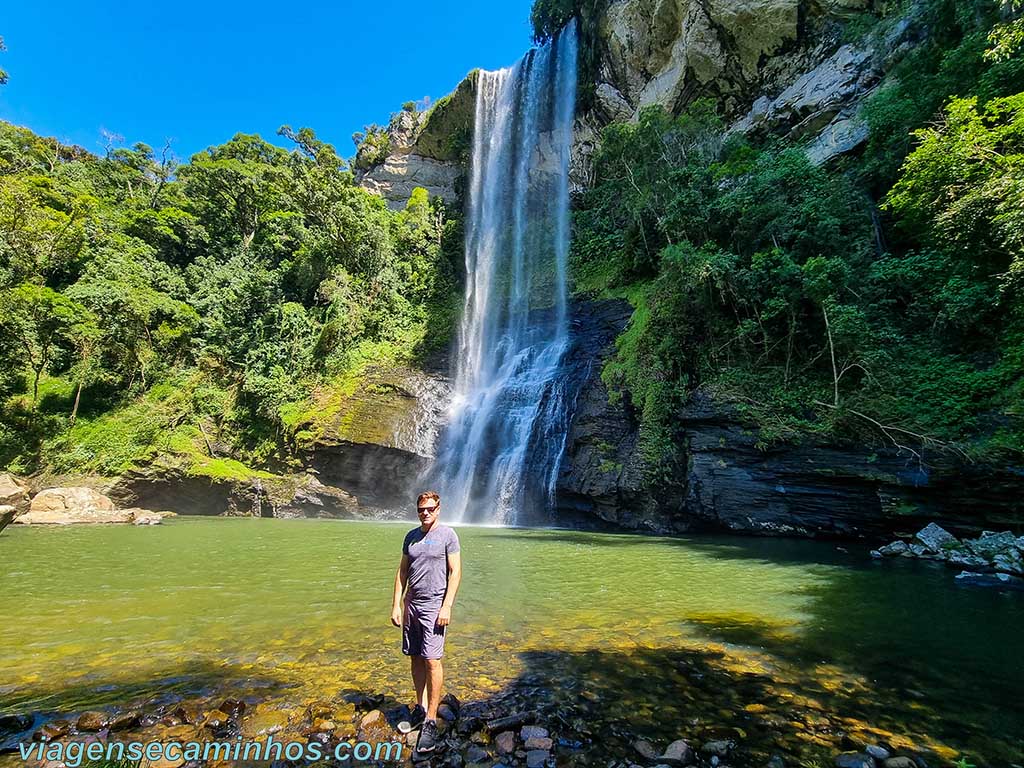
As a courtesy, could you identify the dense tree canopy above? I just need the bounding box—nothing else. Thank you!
[0,121,460,473]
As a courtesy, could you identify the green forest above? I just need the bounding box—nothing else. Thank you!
[566,0,1024,475]
[1,0,1023,486]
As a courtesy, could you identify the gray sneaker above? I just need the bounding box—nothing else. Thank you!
[416,718,439,753]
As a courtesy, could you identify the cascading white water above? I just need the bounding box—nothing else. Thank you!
[428,22,578,525]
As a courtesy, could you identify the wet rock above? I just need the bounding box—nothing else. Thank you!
[465,744,490,763]
[485,711,537,734]
[914,523,958,552]
[907,543,930,558]
[495,731,516,755]
[76,711,108,731]
[765,756,786,768]
[217,698,246,718]
[108,710,141,731]
[343,692,383,711]
[33,720,71,742]
[519,725,548,741]
[662,739,696,765]
[525,749,550,768]
[877,541,908,556]
[993,549,1024,575]
[955,571,1024,589]
[359,709,384,728]
[634,739,660,760]
[835,753,875,768]
[306,700,335,721]
[967,530,1018,559]
[170,703,202,726]
[202,710,230,730]
[438,703,458,722]
[1016,536,1024,553]
[866,745,891,760]
[0,713,33,737]
[882,758,916,768]
[246,709,288,736]
[947,549,990,570]
[702,740,735,758]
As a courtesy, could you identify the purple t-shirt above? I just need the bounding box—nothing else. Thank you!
[403,524,460,604]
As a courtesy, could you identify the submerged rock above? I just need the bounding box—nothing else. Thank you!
[834,753,874,768]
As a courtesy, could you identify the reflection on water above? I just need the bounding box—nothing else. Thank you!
[1,519,1022,764]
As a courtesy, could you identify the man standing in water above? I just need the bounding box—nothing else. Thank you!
[391,491,462,753]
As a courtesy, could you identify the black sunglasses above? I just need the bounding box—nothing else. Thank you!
[417,505,439,513]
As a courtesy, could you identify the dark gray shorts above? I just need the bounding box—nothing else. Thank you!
[402,600,446,659]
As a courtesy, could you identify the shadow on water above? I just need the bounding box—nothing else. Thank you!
[486,639,1024,768]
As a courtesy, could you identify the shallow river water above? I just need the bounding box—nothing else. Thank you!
[1,518,1022,765]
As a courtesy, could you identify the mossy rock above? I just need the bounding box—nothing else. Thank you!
[413,71,479,162]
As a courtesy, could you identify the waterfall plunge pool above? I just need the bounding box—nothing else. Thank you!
[1,517,1022,766]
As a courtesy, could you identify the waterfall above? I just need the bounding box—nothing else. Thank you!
[428,22,578,525]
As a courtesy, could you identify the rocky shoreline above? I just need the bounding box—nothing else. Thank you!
[871,522,1024,589]
[0,686,959,768]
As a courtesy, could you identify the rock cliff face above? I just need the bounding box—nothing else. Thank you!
[356,74,477,210]
[554,303,1024,540]
[569,0,926,183]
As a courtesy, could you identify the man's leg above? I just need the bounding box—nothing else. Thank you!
[424,658,443,721]
[411,655,428,711]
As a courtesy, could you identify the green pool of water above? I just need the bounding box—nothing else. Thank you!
[1,518,1022,765]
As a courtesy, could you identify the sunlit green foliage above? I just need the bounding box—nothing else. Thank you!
[0,119,460,473]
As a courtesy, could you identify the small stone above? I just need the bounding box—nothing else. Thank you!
[76,711,108,731]
[520,725,548,741]
[525,736,553,750]
[495,731,516,754]
[914,523,958,552]
[441,693,462,714]
[465,744,490,763]
[525,749,550,768]
[866,745,891,760]
[869,550,882,558]
[835,753,874,768]
[702,740,735,758]
[634,739,660,760]
[662,738,696,765]
[171,704,202,725]
[765,756,786,768]
[218,698,245,718]
[34,720,71,742]
[908,543,930,558]
[878,540,908,556]
[107,710,141,731]
[203,710,230,730]
[359,709,383,728]
[882,758,916,768]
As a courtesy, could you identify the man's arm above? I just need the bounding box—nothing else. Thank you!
[436,551,462,627]
[391,554,409,627]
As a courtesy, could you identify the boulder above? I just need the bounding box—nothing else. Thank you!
[76,711,108,731]
[967,530,1018,559]
[662,738,696,765]
[635,739,661,760]
[955,571,1024,589]
[914,523,958,552]
[993,549,1024,575]
[947,548,990,570]
[525,750,550,768]
[877,540,908,556]
[0,505,15,534]
[494,730,516,755]
[0,473,29,512]
[834,754,874,768]
[19,488,129,525]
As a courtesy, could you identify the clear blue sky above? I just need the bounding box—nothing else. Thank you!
[0,0,535,162]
